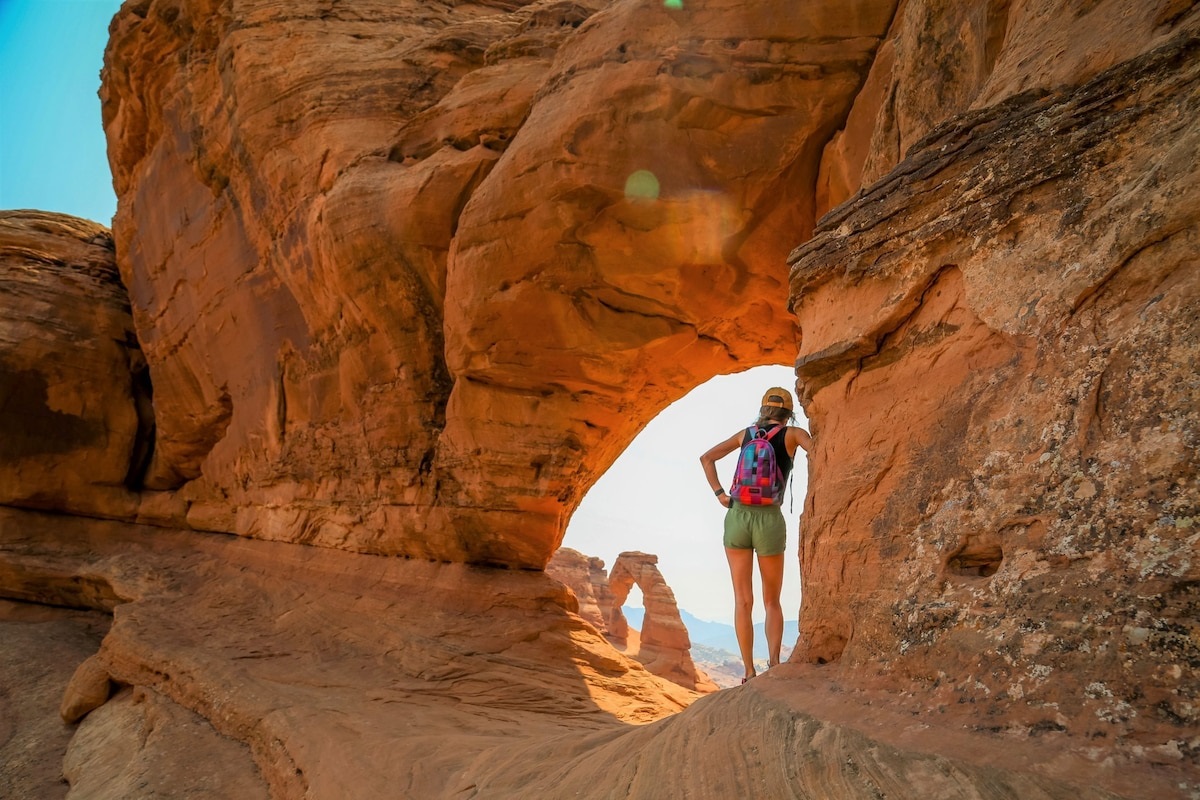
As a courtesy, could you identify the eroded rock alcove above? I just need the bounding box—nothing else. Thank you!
[2,0,1198,798]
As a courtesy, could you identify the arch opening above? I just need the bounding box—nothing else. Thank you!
[561,365,809,685]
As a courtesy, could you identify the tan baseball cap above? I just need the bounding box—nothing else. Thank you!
[761,387,794,411]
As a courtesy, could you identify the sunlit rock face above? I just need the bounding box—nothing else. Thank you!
[3,0,1198,797]
[545,546,614,634]
[100,0,897,566]
[790,18,1199,779]
[547,548,716,692]
[610,551,717,692]
[0,211,149,519]
[816,0,1197,215]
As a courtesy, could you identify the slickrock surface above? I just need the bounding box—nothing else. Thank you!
[0,507,1159,799]
[63,687,269,800]
[789,28,1200,786]
[0,211,147,520]
[0,600,108,800]
[99,0,897,565]
[0,507,695,798]
[464,665,1136,800]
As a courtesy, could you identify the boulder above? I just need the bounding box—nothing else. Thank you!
[60,654,113,724]
[0,211,148,519]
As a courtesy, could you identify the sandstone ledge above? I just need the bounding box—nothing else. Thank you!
[1,506,1185,798]
[0,506,693,797]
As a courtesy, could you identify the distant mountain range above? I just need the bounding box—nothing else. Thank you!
[621,606,798,656]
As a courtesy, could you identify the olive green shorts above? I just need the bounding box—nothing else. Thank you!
[723,503,787,556]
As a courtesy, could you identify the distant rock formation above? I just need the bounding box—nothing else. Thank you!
[547,548,716,693]
[544,546,613,635]
[608,552,717,693]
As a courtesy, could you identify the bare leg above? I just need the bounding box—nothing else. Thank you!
[758,553,785,667]
[725,547,757,680]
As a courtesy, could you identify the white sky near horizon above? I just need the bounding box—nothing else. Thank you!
[1,0,809,626]
[563,365,807,624]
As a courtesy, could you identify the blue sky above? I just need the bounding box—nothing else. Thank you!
[0,0,122,224]
[0,0,806,626]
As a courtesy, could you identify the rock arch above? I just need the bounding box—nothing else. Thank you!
[98,0,900,567]
[546,547,716,693]
[607,552,712,692]
[3,5,1195,791]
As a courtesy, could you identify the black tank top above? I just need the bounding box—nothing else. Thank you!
[741,425,794,489]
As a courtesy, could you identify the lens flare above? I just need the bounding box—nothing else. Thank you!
[624,170,661,200]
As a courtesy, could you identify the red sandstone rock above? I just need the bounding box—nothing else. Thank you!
[0,507,696,799]
[60,654,112,724]
[608,551,717,693]
[0,600,108,800]
[0,1,1196,797]
[817,0,1195,213]
[789,29,1200,781]
[64,687,269,799]
[99,0,896,565]
[0,211,148,520]
[545,546,614,635]
[548,546,717,693]
[1,510,1163,798]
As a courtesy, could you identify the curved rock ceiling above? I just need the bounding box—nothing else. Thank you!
[99,0,898,566]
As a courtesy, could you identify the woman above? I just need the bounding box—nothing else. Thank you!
[699,386,811,684]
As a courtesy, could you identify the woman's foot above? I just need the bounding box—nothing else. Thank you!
[740,671,756,685]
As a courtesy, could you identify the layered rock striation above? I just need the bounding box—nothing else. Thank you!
[0,508,696,798]
[0,211,149,519]
[99,0,898,565]
[1,0,1197,797]
[545,545,614,635]
[789,24,1200,779]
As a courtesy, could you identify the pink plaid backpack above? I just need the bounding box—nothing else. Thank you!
[730,425,784,506]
